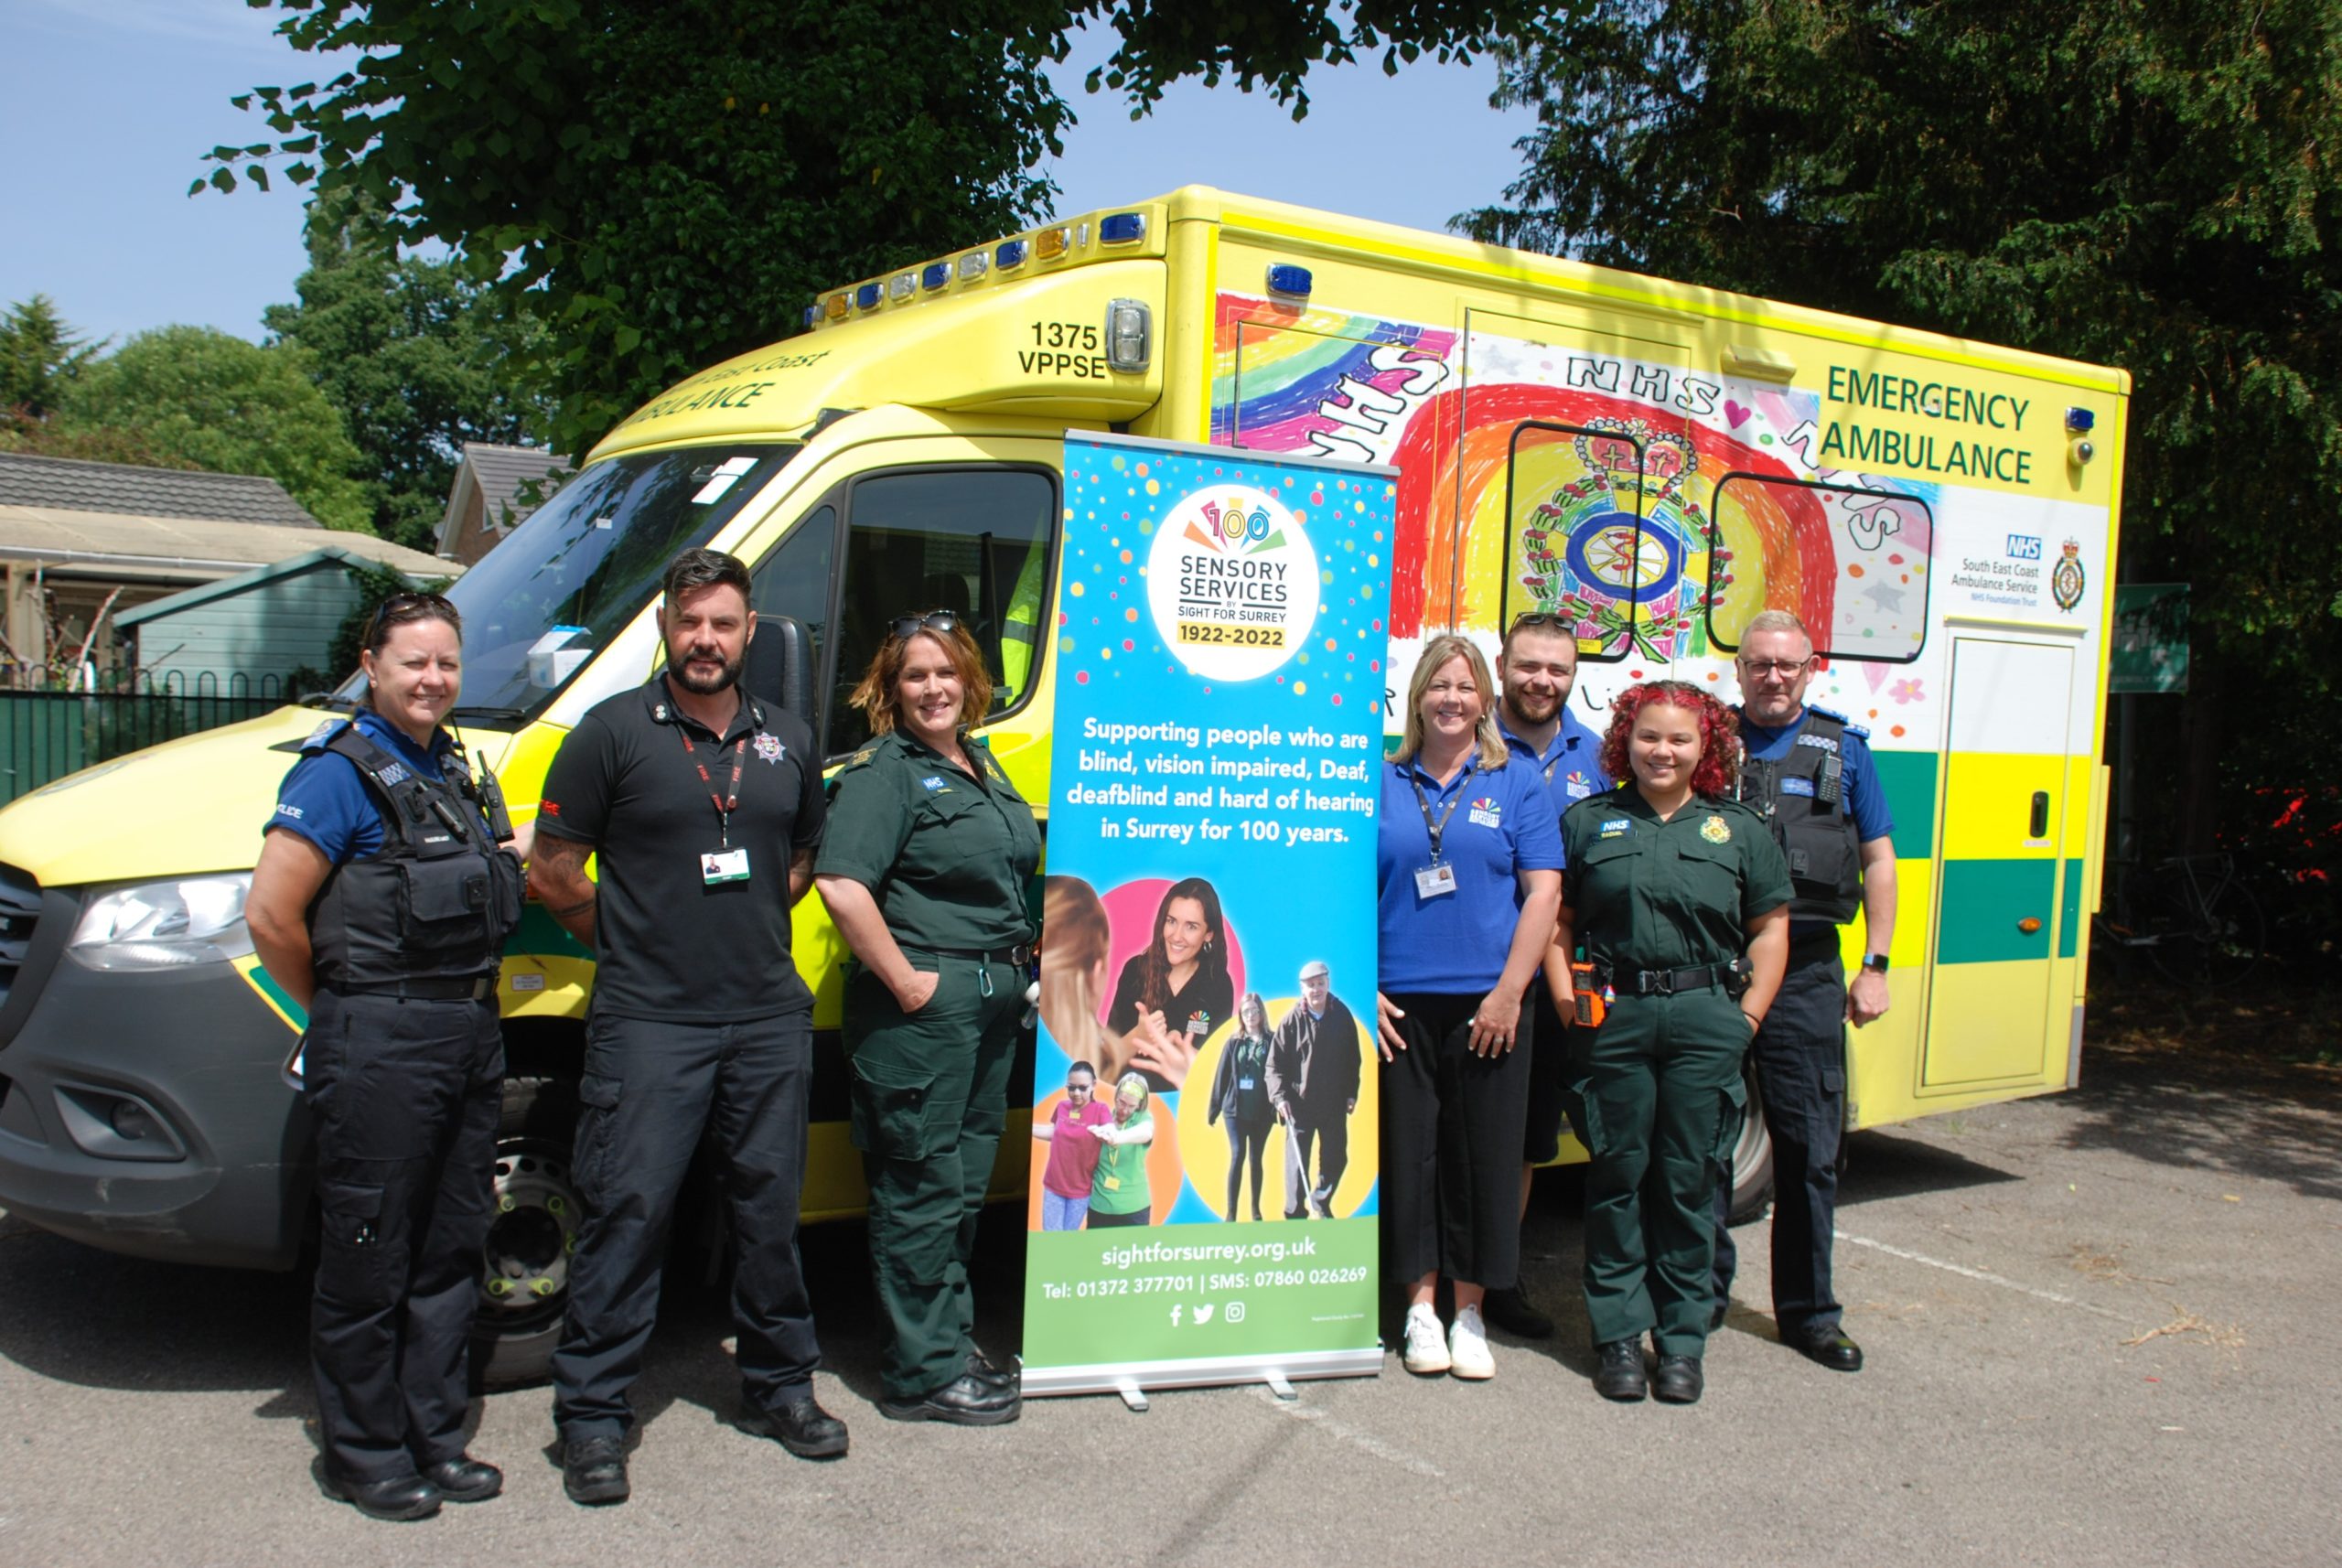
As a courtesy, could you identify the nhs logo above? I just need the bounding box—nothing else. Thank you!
[2006,534,2043,561]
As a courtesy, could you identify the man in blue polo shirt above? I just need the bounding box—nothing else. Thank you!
[1483,613,1611,1340]
[1713,609,1897,1373]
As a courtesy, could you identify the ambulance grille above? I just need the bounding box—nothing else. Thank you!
[0,863,40,1015]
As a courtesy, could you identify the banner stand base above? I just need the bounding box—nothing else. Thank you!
[1026,1347,1384,1402]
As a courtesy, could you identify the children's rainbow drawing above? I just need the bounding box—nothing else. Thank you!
[1211,295,1938,666]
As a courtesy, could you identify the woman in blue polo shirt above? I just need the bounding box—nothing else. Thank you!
[1374,633,1563,1381]
[247,594,526,1521]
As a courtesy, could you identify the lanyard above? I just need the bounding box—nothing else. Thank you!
[678,723,749,847]
[1408,763,1479,864]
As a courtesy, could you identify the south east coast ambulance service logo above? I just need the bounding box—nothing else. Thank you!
[1146,483,1319,682]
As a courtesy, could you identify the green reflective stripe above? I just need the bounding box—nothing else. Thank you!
[1870,748,1937,851]
[503,903,592,960]
[1937,858,2057,964]
[247,962,308,1032]
[2057,856,2086,958]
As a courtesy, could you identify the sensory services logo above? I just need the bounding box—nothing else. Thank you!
[1146,483,1320,682]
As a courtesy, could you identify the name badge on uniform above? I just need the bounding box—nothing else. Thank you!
[1238,1075,1257,1090]
[701,846,750,885]
[1414,863,1457,899]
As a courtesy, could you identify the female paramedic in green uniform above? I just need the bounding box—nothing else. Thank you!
[1548,679,1789,1407]
[248,593,528,1520]
[814,611,1041,1428]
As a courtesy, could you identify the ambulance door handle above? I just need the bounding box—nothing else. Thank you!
[2029,790,2050,838]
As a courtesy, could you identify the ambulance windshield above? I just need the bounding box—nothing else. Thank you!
[332,444,799,720]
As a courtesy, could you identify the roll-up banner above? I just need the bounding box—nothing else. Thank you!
[1023,432,1395,1399]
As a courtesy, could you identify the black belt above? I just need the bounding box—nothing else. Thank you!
[918,942,1033,966]
[338,974,498,1001]
[1621,961,1735,996]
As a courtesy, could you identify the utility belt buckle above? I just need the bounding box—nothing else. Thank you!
[1634,967,1686,996]
[1003,943,1033,968]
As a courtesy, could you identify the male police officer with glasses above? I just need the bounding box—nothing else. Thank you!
[1712,610,1896,1372]
[531,548,844,1505]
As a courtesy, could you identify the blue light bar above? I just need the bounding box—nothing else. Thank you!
[1100,212,1146,245]
[854,282,882,311]
[801,306,818,329]
[921,262,951,292]
[1266,263,1313,297]
[996,239,1029,269]
[2065,406,2096,434]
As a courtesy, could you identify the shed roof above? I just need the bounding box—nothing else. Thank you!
[0,503,453,584]
[0,452,323,528]
[113,542,462,628]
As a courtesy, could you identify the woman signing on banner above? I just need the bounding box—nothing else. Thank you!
[1103,876,1234,1092]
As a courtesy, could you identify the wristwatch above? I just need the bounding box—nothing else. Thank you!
[1860,953,1890,974]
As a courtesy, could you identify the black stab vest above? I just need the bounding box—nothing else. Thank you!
[304,725,523,993]
[1735,708,1863,925]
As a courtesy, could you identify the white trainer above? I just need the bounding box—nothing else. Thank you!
[1448,1303,1496,1380]
[1401,1303,1451,1375]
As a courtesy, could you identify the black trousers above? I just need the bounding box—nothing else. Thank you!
[1713,934,1849,1337]
[1221,1117,1272,1220]
[552,1009,820,1439]
[1283,1116,1349,1217]
[1378,991,1531,1289]
[305,989,502,1481]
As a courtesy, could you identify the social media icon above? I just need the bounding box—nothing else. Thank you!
[1224,1301,1248,1324]
[1193,1304,1215,1324]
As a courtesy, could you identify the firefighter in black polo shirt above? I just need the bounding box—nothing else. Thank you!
[530,549,843,1507]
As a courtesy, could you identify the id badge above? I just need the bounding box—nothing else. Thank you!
[1414,863,1457,899]
[1238,1075,1257,1091]
[701,846,750,885]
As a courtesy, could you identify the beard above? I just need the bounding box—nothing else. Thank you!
[670,644,744,695]
[1504,686,1560,725]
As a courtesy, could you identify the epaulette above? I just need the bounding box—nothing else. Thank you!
[1806,704,1870,741]
[298,716,352,754]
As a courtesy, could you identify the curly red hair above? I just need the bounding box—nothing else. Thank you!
[1598,681,1743,798]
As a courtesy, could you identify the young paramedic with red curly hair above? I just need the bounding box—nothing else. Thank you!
[1545,680,1790,1406]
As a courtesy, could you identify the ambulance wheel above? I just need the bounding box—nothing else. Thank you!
[472,1074,583,1389]
[1724,1065,1775,1227]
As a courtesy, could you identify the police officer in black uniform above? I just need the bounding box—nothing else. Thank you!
[251,592,526,1521]
[531,549,844,1505]
[1711,610,1898,1371]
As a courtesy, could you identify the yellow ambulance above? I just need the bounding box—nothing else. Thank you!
[0,187,2126,1379]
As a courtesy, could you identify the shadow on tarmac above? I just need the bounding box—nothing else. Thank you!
[2057,1048,2342,1203]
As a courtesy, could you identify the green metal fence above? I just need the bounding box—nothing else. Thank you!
[0,681,290,804]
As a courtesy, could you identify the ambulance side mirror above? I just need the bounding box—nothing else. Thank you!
[744,614,817,724]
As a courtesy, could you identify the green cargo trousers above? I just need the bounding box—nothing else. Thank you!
[1574,987,1749,1357]
[844,953,1022,1401]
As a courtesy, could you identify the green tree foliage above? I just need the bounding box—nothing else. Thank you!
[0,295,106,422]
[264,199,554,549]
[206,0,1535,455]
[1459,0,2342,858]
[56,327,374,532]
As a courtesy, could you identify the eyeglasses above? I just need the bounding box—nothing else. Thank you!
[1066,1080,1094,1094]
[887,609,960,640]
[1736,657,1812,677]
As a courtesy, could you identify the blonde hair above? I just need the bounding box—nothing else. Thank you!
[1395,634,1509,770]
[1040,875,1112,1065]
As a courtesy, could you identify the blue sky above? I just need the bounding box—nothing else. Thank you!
[0,0,1540,350]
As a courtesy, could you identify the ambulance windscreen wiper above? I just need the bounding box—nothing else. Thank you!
[450,705,528,725]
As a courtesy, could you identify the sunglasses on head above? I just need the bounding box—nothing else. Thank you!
[888,610,960,640]
[1509,611,1570,631]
